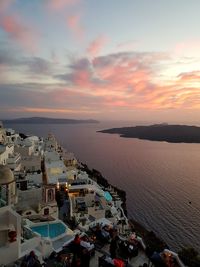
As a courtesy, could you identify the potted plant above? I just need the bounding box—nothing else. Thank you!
[8,230,17,242]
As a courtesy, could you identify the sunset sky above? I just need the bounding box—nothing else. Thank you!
[0,0,200,122]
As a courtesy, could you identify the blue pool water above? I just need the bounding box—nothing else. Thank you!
[104,191,112,201]
[30,223,66,238]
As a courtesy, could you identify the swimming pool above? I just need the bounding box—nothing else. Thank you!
[30,222,67,238]
[104,191,112,202]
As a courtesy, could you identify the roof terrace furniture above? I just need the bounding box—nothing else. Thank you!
[98,254,129,267]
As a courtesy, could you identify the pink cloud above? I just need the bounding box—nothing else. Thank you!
[0,0,15,13]
[87,36,108,57]
[47,0,78,11]
[57,52,200,111]
[174,40,200,57]
[0,14,39,52]
[2,50,200,117]
[172,71,200,90]
[67,14,84,40]
[73,70,91,86]
[178,71,200,82]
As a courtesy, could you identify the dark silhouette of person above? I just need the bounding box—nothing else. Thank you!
[109,234,119,259]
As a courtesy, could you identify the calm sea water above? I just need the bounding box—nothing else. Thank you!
[6,121,200,252]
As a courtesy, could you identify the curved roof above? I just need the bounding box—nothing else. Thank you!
[0,165,14,184]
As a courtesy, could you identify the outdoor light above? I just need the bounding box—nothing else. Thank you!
[56,181,60,190]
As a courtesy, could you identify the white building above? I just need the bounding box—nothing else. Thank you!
[0,165,57,265]
[44,133,58,151]
[15,143,35,157]
[0,165,17,207]
[0,144,14,165]
[6,128,20,144]
[44,151,67,184]
[0,165,21,265]
[21,155,41,172]
[16,184,58,219]
[0,145,7,165]
[7,152,21,171]
[0,122,7,144]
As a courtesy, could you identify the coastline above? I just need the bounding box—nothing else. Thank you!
[79,162,169,254]
[0,125,194,266]
[99,124,200,144]
[79,163,128,216]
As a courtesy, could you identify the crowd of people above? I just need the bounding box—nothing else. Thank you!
[13,251,42,267]
[12,224,144,267]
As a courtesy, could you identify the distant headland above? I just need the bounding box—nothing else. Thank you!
[99,124,200,143]
[2,117,99,124]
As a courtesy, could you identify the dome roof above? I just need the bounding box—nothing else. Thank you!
[0,165,14,184]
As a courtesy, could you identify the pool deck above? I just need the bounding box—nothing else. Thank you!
[52,230,75,252]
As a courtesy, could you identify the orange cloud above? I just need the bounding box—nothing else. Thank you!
[0,14,39,52]
[178,71,200,82]
[87,36,108,57]
[172,71,200,90]
[23,107,98,114]
[1,50,200,118]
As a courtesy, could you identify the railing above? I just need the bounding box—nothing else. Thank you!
[0,198,6,207]
[21,236,41,255]
[22,227,38,240]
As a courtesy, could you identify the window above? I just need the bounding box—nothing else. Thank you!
[47,188,54,202]
[44,208,49,215]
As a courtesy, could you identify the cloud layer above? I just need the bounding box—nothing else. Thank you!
[1,42,200,120]
[0,0,200,121]
[0,14,39,52]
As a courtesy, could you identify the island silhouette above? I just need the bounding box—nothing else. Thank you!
[99,124,200,143]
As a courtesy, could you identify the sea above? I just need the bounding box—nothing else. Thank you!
[5,121,200,252]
